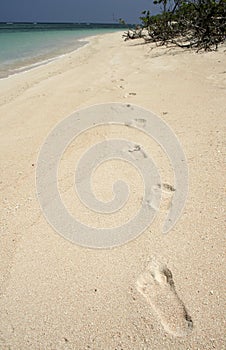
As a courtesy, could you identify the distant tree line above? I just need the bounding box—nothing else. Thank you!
[123,0,226,51]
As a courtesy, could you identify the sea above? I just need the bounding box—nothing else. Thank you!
[0,22,128,78]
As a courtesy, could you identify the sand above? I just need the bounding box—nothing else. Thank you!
[0,31,225,349]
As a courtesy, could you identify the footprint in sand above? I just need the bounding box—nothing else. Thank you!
[136,259,193,337]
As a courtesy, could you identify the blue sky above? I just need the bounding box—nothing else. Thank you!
[0,0,159,23]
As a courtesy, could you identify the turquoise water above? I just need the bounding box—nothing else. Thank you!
[0,23,127,78]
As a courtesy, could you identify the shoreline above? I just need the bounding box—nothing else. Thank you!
[0,31,225,349]
[0,30,124,80]
[0,38,89,80]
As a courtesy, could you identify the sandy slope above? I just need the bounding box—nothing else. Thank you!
[0,31,225,349]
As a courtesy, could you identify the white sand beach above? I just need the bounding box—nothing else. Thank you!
[0,31,225,349]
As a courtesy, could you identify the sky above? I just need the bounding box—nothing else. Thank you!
[0,0,159,24]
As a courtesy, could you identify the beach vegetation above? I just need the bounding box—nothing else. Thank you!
[123,0,226,51]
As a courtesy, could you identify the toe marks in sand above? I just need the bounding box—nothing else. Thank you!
[136,259,193,337]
